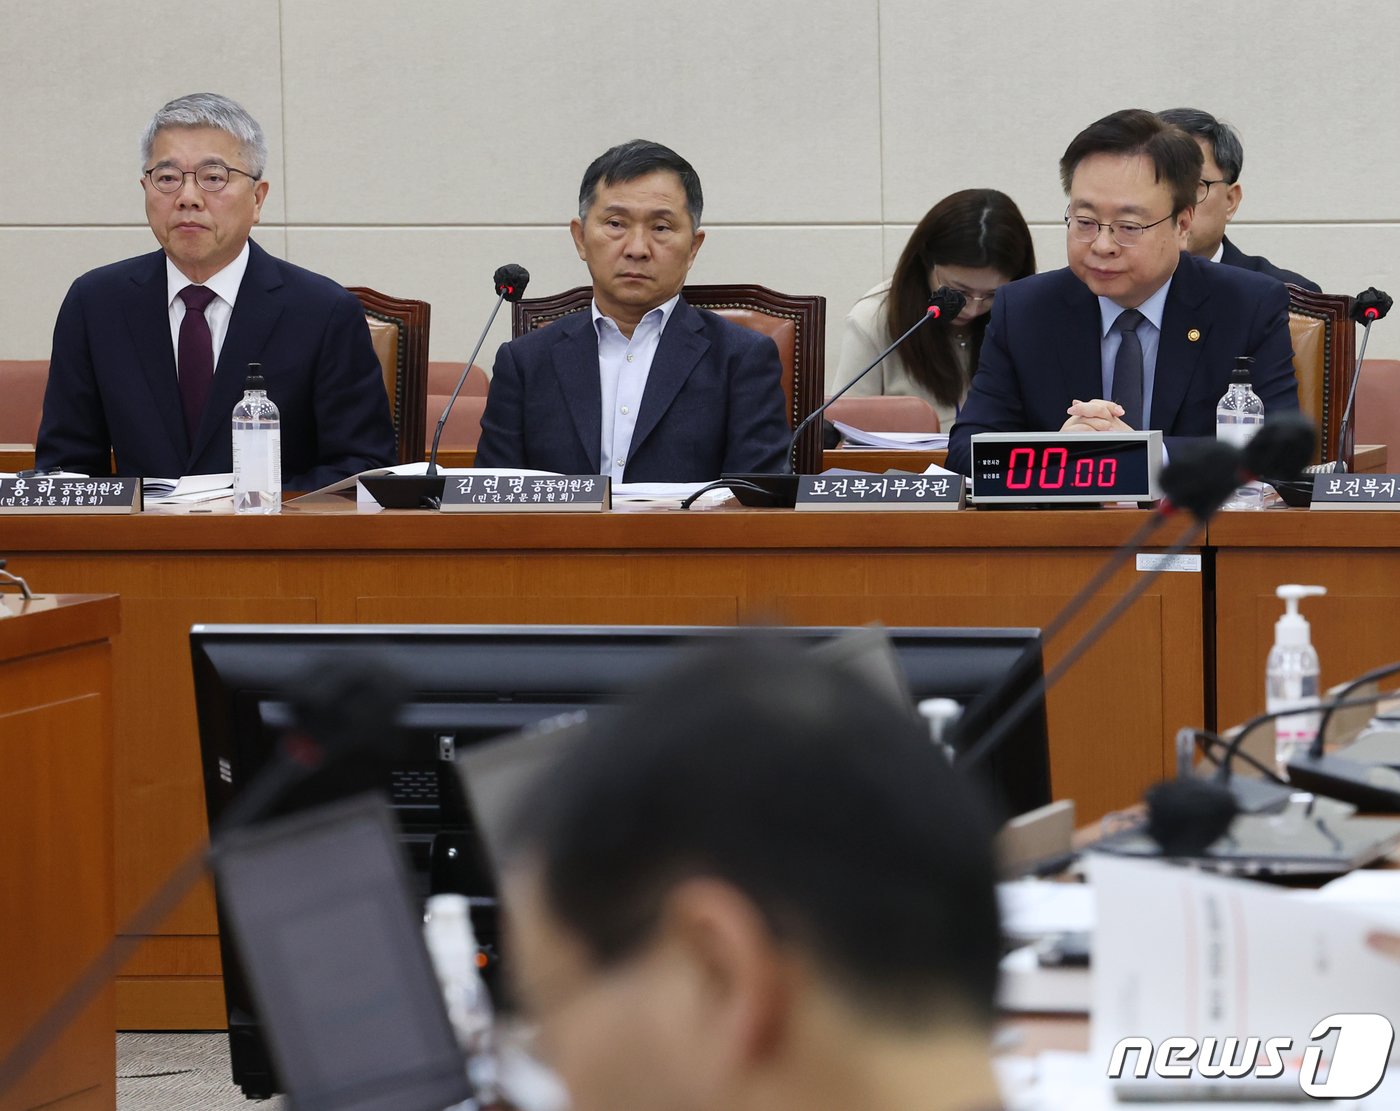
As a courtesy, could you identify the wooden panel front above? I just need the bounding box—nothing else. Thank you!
[0,598,117,1110]
[4,508,1204,1029]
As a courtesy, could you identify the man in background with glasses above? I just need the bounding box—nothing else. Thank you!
[1158,108,1321,293]
[38,93,395,488]
[947,109,1297,475]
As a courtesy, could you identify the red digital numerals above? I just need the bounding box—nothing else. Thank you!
[1005,447,1117,491]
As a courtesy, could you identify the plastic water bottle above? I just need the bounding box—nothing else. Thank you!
[424,894,497,1103]
[232,364,281,514]
[1267,584,1326,776]
[1216,356,1266,508]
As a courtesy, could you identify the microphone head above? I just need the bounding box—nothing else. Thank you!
[1144,777,1239,857]
[927,286,967,320]
[1158,440,1241,521]
[1244,413,1315,482]
[1352,287,1393,324]
[288,653,408,764]
[493,264,531,302]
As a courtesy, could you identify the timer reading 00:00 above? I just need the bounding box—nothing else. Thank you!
[1004,446,1118,490]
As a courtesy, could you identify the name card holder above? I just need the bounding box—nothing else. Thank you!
[795,473,965,510]
[1310,473,1400,510]
[0,476,142,514]
[439,474,611,512]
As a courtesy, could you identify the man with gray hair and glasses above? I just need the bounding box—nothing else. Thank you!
[1158,108,1321,292]
[38,93,395,487]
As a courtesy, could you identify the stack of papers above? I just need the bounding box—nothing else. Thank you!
[831,421,949,450]
[143,473,233,504]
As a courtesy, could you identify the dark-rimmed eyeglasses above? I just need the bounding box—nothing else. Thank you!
[1064,209,1175,248]
[143,163,260,193]
[1198,177,1233,202]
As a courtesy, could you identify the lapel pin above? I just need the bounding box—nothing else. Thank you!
[1187,328,1201,342]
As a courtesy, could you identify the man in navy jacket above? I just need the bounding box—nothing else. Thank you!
[949,110,1297,475]
[476,140,790,482]
[38,93,395,489]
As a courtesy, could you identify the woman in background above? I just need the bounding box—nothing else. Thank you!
[832,189,1036,429]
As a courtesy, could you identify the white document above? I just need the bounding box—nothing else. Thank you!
[612,481,731,508]
[831,421,949,450]
[1088,854,1400,1099]
[144,472,234,502]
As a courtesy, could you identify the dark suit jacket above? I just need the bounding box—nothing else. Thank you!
[37,239,396,489]
[1220,235,1321,293]
[947,252,1299,474]
[475,297,791,480]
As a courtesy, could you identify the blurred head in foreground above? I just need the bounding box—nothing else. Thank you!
[499,637,1002,1111]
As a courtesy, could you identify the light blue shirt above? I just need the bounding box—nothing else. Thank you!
[1098,277,1172,430]
[592,294,680,481]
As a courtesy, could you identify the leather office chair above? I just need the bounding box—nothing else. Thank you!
[0,359,49,444]
[1354,359,1400,464]
[825,395,941,434]
[425,362,490,451]
[1287,287,1356,467]
[512,284,827,473]
[348,287,430,464]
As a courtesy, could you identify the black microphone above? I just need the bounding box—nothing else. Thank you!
[683,288,968,509]
[1328,287,1393,474]
[427,265,531,476]
[789,285,968,461]
[955,440,1244,773]
[359,265,529,509]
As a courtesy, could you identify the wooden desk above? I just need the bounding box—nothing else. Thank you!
[3,505,1203,1028]
[1,593,119,1111]
[1212,510,1400,739]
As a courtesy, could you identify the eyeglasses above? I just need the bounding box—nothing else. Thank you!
[143,162,259,193]
[1064,209,1175,248]
[931,267,998,304]
[1198,177,1232,201]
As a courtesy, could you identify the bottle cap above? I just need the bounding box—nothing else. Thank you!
[1231,355,1255,384]
[1274,584,1325,648]
[245,362,265,391]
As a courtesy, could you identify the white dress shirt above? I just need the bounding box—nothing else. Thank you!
[165,241,250,377]
[592,294,680,481]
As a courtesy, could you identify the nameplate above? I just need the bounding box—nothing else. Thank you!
[1310,473,1400,510]
[795,473,965,510]
[438,474,611,512]
[0,476,143,514]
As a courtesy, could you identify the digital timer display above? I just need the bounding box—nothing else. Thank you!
[969,432,1163,504]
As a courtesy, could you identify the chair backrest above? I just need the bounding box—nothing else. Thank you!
[348,287,430,464]
[425,363,490,450]
[1287,287,1355,467]
[1354,359,1400,462]
[512,284,827,473]
[825,394,941,434]
[0,360,49,443]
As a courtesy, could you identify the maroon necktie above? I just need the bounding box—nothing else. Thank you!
[178,284,218,440]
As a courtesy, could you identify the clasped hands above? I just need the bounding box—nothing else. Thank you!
[1061,399,1134,434]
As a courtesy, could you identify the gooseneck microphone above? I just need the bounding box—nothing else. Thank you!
[788,285,968,460]
[680,287,968,509]
[359,265,530,509]
[427,265,531,477]
[1329,287,1393,474]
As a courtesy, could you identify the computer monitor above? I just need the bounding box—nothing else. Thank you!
[190,623,1051,1097]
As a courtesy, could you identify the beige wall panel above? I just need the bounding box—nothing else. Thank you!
[0,0,286,226]
[0,227,289,359]
[288,225,884,373]
[278,0,882,225]
[878,0,1399,224]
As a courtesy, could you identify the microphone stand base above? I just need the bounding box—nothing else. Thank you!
[359,475,446,510]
